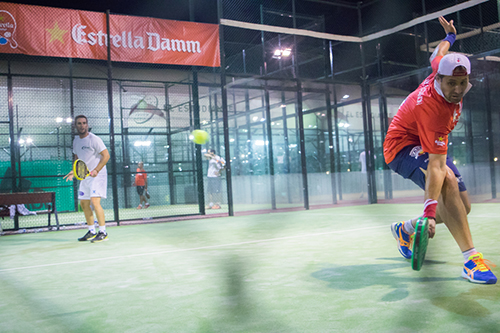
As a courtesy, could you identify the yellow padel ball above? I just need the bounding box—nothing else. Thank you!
[190,129,209,145]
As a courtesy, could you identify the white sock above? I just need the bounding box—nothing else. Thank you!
[89,225,96,234]
[99,225,106,234]
[403,218,416,234]
[209,202,214,207]
[462,248,478,261]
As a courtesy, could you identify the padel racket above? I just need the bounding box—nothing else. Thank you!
[73,159,90,180]
[411,217,429,271]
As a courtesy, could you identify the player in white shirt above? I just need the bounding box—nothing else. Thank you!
[64,115,110,243]
[204,149,225,209]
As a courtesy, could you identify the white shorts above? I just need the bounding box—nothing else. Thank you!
[78,173,108,200]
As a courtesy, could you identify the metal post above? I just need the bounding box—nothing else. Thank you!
[188,85,197,187]
[218,0,234,216]
[358,3,377,204]
[118,82,130,208]
[192,71,206,213]
[232,91,241,175]
[330,42,342,200]
[484,74,497,199]
[325,42,337,204]
[164,84,176,205]
[214,94,221,153]
[281,91,292,204]
[456,0,464,53]
[244,90,255,204]
[7,62,19,229]
[297,80,309,209]
[376,43,392,200]
[260,5,266,76]
[264,87,276,210]
[69,58,79,211]
[292,0,299,77]
[260,4,276,209]
[422,0,430,60]
[106,10,120,224]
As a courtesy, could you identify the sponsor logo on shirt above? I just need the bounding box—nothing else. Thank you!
[81,146,92,151]
[416,86,427,105]
[435,136,446,147]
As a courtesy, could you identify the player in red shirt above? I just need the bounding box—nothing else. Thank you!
[384,16,496,284]
[135,162,150,209]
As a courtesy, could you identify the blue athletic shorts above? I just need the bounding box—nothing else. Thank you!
[388,145,466,192]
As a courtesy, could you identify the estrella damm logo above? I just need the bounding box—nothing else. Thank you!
[0,10,18,48]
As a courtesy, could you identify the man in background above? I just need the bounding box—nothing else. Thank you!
[204,149,225,210]
[135,161,150,209]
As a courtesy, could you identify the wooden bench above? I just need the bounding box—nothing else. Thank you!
[0,192,60,231]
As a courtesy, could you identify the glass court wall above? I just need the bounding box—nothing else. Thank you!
[1,0,500,231]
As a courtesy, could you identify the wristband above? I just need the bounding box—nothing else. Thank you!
[423,199,438,219]
[442,33,456,47]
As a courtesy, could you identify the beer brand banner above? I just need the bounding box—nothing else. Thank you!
[0,2,220,67]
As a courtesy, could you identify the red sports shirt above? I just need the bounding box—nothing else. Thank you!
[135,168,147,186]
[383,56,463,164]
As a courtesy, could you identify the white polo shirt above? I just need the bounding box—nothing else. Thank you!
[73,132,108,174]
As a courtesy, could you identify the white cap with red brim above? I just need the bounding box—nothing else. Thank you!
[437,53,471,76]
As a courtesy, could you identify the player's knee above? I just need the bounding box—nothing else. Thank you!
[80,200,90,209]
[90,198,102,208]
[443,171,459,192]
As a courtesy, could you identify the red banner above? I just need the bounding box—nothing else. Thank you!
[0,2,220,67]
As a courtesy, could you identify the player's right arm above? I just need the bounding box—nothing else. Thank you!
[63,154,78,181]
[424,153,447,238]
[430,16,456,64]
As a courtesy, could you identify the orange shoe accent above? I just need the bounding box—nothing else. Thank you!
[468,254,496,275]
[137,205,142,209]
[397,227,413,248]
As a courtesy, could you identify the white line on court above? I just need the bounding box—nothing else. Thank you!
[0,224,387,273]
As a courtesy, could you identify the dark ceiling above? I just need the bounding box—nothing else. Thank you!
[5,0,488,33]
[6,0,497,81]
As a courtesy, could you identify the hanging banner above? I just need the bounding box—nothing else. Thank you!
[0,2,220,67]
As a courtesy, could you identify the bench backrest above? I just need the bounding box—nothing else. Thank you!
[0,192,55,206]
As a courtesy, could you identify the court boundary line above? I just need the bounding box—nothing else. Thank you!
[0,224,386,273]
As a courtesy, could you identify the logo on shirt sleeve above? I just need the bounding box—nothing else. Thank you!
[435,136,446,147]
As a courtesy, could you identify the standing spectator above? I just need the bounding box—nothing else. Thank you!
[64,115,110,243]
[135,161,149,209]
[204,149,225,209]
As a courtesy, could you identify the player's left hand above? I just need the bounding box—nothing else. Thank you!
[439,16,456,35]
[63,171,74,182]
[428,217,436,238]
[90,169,99,177]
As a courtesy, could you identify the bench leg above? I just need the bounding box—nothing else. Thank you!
[54,210,60,231]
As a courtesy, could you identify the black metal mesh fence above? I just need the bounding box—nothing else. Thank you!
[1,0,500,232]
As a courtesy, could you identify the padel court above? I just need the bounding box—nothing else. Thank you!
[1,204,499,332]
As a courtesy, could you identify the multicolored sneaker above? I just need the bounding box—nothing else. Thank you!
[462,253,497,284]
[90,231,108,243]
[78,230,97,242]
[391,221,413,259]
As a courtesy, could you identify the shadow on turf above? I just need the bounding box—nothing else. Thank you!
[310,257,456,302]
[431,286,500,318]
